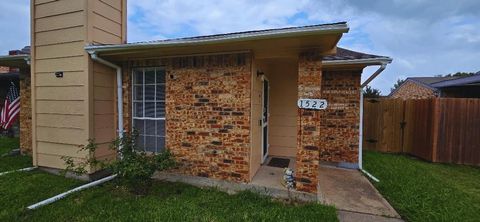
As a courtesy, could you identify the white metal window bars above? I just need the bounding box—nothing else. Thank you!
[132,67,166,153]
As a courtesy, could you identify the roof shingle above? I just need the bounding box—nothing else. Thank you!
[323,47,388,61]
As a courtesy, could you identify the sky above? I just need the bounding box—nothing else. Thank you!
[1,0,479,94]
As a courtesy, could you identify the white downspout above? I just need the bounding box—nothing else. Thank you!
[89,53,124,142]
[358,64,387,183]
[0,166,37,176]
[27,174,117,210]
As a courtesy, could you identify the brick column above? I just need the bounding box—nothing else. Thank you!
[19,67,32,154]
[296,52,322,193]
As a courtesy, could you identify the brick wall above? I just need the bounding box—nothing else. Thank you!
[19,72,32,154]
[123,53,252,183]
[295,64,361,193]
[390,81,437,99]
[321,69,361,164]
[296,52,322,193]
[0,66,9,73]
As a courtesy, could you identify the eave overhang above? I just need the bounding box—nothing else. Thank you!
[85,23,349,60]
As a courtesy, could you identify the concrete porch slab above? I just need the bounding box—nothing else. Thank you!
[318,166,400,219]
[250,156,296,190]
[153,171,317,202]
[338,210,404,222]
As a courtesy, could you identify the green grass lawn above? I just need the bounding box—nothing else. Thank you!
[1,176,338,222]
[0,146,337,222]
[364,151,480,222]
[0,136,20,155]
[0,137,32,171]
[16,181,337,222]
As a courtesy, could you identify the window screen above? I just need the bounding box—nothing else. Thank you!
[132,67,166,152]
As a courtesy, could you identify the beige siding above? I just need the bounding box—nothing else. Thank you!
[35,42,85,60]
[31,0,126,170]
[93,63,116,158]
[37,114,86,129]
[36,86,86,101]
[36,71,86,86]
[37,126,87,145]
[90,0,124,44]
[35,11,85,32]
[37,142,88,158]
[34,0,85,19]
[88,0,126,161]
[35,27,85,46]
[250,59,263,179]
[36,101,85,115]
[35,56,85,73]
[262,58,298,157]
[37,153,77,169]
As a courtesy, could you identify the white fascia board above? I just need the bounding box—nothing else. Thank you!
[322,57,393,66]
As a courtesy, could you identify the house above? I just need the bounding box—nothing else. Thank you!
[0,0,392,195]
[0,47,30,138]
[390,73,480,99]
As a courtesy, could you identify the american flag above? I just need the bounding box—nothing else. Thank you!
[0,82,20,130]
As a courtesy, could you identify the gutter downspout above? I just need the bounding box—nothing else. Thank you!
[88,53,124,143]
[27,174,118,210]
[0,166,37,176]
[358,63,387,183]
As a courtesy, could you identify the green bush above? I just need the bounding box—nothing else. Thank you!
[62,130,175,195]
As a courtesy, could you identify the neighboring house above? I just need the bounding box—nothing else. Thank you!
[0,0,393,195]
[0,47,30,149]
[430,73,480,98]
[390,74,480,99]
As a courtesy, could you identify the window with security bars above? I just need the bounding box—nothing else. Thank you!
[132,67,166,152]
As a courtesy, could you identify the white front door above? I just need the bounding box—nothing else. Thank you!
[261,78,269,163]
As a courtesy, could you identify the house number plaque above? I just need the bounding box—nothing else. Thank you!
[297,99,327,110]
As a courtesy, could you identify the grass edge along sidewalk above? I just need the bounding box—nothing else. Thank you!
[364,151,480,222]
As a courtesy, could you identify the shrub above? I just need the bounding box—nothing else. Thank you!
[62,130,175,195]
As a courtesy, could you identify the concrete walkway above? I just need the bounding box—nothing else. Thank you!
[338,210,404,222]
[318,166,402,221]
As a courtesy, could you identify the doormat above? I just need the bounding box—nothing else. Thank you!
[267,158,290,168]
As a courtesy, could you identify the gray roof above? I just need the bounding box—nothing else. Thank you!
[431,73,480,88]
[323,47,388,61]
[322,47,392,66]
[9,46,30,55]
[408,76,461,86]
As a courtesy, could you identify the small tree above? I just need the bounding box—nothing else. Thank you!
[62,130,175,195]
[363,86,382,98]
[441,71,477,77]
[390,78,406,93]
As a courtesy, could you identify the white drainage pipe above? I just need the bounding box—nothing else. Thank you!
[357,63,388,183]
[27,174,117,210]
[0,166,38,176]
[361,169,380,182]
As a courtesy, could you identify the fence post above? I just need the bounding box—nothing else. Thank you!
[431,98,440,162]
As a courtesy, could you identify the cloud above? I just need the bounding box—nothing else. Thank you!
[1,0,479,94]
[126,0,480,94]
[0,1,30,55]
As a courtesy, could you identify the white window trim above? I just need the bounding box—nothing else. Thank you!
[131,67,166,152]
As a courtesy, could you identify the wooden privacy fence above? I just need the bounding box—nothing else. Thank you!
[363,98,480,166]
